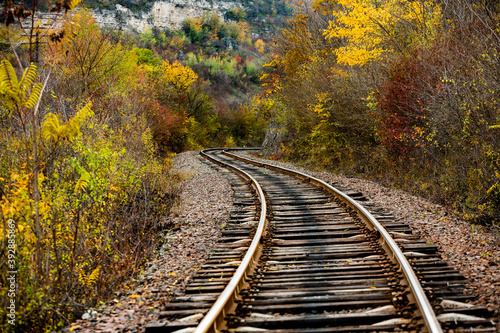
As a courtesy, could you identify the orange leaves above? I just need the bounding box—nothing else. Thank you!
[254,39,265,54]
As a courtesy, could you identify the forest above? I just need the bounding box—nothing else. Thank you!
[1,0,500,332]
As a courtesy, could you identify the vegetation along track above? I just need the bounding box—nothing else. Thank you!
[145,148,496,333]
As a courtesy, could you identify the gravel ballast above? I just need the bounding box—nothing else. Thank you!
[66,150,500,332]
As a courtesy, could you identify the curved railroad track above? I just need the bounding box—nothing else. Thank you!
[146,148,495,333]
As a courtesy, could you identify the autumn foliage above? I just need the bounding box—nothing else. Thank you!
[262,0,500,223]
[0,0,279,329]
[0,7,184,333]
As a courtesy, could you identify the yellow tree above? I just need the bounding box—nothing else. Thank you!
[322,0,442,66]
[159,59,198,93]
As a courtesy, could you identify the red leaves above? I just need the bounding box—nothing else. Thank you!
[375,46,444,158]
[235,56,245,66]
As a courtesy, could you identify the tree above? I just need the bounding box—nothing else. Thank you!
[1,4,183,331]
[226,6,246,21]
[140,27,157,47]
[323,0,442,66]
[49,9,125,100]
[260,2,377,166]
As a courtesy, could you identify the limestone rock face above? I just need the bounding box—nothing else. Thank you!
[91,0,240,32]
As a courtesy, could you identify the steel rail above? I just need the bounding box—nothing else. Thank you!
[223,150,444,333]
[195,148,267,333]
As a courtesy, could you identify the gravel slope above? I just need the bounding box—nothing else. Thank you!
[64,150,500,332]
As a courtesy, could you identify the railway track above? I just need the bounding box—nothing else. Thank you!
[146,148,495,333]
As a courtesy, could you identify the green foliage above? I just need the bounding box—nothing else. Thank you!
[183,18,204,44]
[135,48,160,66]
[202,56,242,80]
[140,27,157,47]
[226,6,247,22]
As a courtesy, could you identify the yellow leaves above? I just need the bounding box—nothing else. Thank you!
[254,39,265,54]
[259,73,270,81]
[0,60,43,112]
[42,102,93,143]
[0,60,21,101]
[260,56,284,96]
[50,0,81,12]
[262,55,283,69]
[69,324,81,331]
[336,44,385,67]
[128,294,141,298]
[74,170,90,193]
[51,8,131,96]
[324,0,390,65]
[324,0,442,66]
[78,265,101,288]
[0,172,39,222]
[185,17,203,35]
[41,113,61,141]
[231,21,250,43]
[312,0,338,15]
[308,92,330,121]
[141,127,156,157]
[159,60,198,92]
[69,0,82,10]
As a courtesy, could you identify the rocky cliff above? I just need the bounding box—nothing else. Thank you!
[90,0,240,32]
